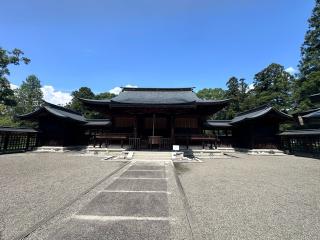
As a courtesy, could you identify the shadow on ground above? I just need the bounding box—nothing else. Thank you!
[174,163,191,175]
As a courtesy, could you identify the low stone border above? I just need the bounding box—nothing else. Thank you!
[236,148,286,155]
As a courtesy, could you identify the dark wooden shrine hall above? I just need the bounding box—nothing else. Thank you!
[18,87,293,150]
[80,87,229,144]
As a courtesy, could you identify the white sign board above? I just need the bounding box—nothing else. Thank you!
[172,145,179,151]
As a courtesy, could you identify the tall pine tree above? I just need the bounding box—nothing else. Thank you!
[225,77,240,119]
[253,63,293,112]
[296,0,320,110]
[15,75,43,114]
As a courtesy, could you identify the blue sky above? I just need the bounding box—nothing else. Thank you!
[1,0,315,104]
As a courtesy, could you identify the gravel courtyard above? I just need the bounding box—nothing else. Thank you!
[1,152,320,240]
[175,154,320,240]
[0,153,124,240]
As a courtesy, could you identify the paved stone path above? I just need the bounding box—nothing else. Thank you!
[44,160,193,240]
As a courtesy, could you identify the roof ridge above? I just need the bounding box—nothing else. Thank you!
[207,120,232,122]
[43,101,83,116]
[0,126,36,130]
[121,87,195,92]
[235,104,270,117]
[85,118,111,121]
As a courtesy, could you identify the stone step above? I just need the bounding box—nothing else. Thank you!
[133,151,172,160]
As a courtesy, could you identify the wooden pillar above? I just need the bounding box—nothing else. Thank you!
[250,124,255,149]
[152,114,155,136]
[25,133,30,151]
[3,133,9,153]
[134,116,138,138]
[171,115,175,144]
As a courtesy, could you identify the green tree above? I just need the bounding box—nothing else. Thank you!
[197,88,226,100]
[238,78,248,106]
[197,88,228,120]
[95,91,115,100]
[0,47,30,126]
[67,88,116,118]
[15,75,43,114]
[67,87,95,117]
[0,48,30,109]
[253,63,294,112]
[225,77,241,118]
[295,0,320,110]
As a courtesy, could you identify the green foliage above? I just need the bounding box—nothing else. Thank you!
[67,88,116,118]
[296,0,320,110]
[197,88,226,100]
[197,88,228,119]
[95,92,116,100]
[0,114,20,127]
[225,77,241,118]
[0,47,30,127]
[197,79,250,119]
[0,47,30,107]
[253,63,294,112]
[0,78,15,107]
[67,87,95,115]
[238,78,248,108]
[15,75,43,114]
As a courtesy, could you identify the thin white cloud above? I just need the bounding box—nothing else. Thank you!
[285,67,298,75]
[10,83,19,90]
[109,84,138,95]
[109,87,122,95]
[41,85,72,106]
[248,83,254,90]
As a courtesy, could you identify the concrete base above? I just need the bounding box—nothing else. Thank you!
[236,148,286,155]
[217,147,236,153]
[184,149,224,159]
[86,146,124,156]
[33,146,87,153]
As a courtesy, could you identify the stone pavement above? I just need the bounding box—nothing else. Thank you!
[38,160,194,240]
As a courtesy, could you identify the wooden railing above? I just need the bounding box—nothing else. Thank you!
[0,127,38,154]
[129,138,141,150]
[280,134,320,155]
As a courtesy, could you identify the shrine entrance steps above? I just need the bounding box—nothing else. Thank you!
[133,151,172,161]
[39,159,196,240]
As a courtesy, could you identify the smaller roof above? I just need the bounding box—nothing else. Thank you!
[302,109,320,119]
[279,129,320,136]
[231,105,292,124]
[310,93,320,103]
[84,119,111,127]
[18,102,86,123]
[0,127,38,133]
[204,120,232,128]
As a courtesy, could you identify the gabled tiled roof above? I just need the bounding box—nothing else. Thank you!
[279,129,320,136]
[80,87,230,106]
[18,102,112,126]
[84,119,111,126]
[0,127,38,133]
[310,93,320,103]
[112,88,201,104]
[18,102,87,123]
[231,105,292,124]
[204,120,232,128]
[302,109,320,119]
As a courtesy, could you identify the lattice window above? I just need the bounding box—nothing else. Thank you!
[144,118,167,129]
[114,117,134,128]
[175,118,198,128]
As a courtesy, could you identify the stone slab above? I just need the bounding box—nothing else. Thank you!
[106,179,167,191]
[120,170,166,178]
[49,219,170,240]
[128,165,165,171]
[78,192,168,217]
